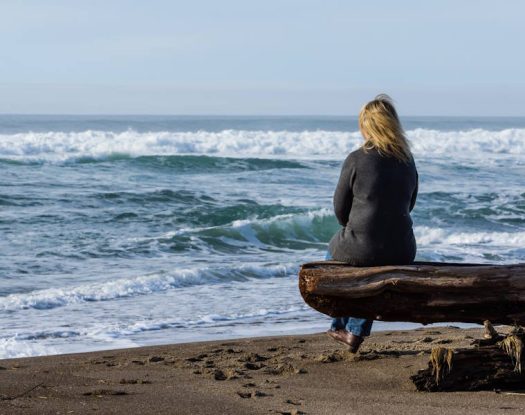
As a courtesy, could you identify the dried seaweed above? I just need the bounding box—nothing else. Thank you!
[430,347,453,384]
[499,334,523,373]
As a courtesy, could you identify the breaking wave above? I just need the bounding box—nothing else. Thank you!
[1,128,525,163]
[415,226,525,247]
[0,264,296,312]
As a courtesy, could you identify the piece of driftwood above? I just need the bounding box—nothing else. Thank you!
[299,261,525,325]
[411,325,525,392]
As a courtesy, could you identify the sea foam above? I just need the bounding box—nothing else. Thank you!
[415,226,525,247]
[0,304,313,359]
[1,128,525,162]
[0,264,296,312]
[0,337,58,359]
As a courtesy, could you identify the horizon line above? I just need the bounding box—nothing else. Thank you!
[1,113,525,118]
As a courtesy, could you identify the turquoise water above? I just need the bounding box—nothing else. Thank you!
[1,116,524,358]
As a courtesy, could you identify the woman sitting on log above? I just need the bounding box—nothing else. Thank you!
[326,94,418,352]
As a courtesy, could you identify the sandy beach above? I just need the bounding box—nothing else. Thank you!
[1,326,524,415]
[2,1,525,413]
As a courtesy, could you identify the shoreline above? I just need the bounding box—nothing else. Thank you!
[2,327,524,414]
[2,320,480,361]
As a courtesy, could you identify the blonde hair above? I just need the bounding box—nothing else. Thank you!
[358,94,412,163]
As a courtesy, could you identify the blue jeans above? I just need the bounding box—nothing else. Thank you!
[325,251,373,337]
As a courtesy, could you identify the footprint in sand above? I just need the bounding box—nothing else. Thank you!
[236,390,273,398]
[239,353,270,363]
[213,368,238,380]
[315,351,346,363]
[83,389,127,397]
[119,379,152,385]
[266,379,282,388]
[187,353,208,362]
[214,369,227,380]
[245,362,265,370]
[265,363,307,375]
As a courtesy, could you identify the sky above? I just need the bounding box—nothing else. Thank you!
[0,0,524,115]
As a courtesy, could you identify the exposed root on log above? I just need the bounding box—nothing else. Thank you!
[412,325,525,391]
[430,347,453,384]
[499,329,523,373]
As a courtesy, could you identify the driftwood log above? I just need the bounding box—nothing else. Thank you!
[411,325,525,391]
[299,261,525,325]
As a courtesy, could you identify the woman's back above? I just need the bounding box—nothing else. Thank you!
[328,146,418,266]
[326,93,417,352]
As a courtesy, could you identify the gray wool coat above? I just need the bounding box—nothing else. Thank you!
[328,146,418,265]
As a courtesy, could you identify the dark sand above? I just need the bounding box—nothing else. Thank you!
[1,327,524,414]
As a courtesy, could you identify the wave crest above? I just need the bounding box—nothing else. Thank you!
[2,128,525,162]
[415,226,525,247]
[0,264,296,312]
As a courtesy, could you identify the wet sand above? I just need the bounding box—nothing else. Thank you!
[1,327,524,414]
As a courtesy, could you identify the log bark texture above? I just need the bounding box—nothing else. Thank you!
[299,261,525,325]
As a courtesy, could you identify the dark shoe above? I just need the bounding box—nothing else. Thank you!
[326,330,364,353]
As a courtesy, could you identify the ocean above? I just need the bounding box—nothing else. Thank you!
[1,115,524,359]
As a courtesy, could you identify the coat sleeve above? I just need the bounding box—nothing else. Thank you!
[333,156,355,227]
[409,170,418,212]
